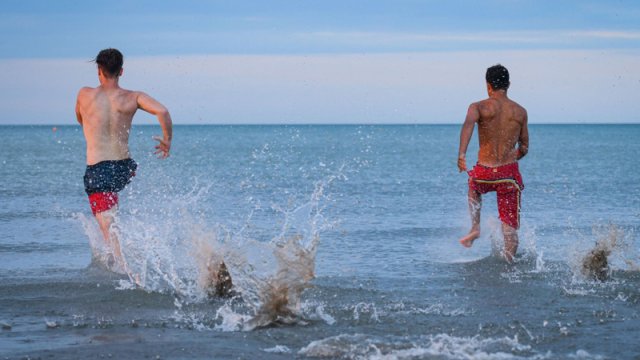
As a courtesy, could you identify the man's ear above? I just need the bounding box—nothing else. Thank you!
[119,68,124,77]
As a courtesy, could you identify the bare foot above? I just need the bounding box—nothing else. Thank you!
[131,273,142,287]
[106,253,116,269]
[459,229,480,248]
[502,251,515,264]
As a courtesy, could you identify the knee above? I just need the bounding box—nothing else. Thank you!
[501,224,518,238]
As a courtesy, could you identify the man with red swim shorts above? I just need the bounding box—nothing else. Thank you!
[76,48,172,267]
[457,64,529,262]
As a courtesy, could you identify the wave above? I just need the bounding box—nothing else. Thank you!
[298,333,604,360]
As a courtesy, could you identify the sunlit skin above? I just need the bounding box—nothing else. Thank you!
[76,66,172,265]
[457,82,529,262]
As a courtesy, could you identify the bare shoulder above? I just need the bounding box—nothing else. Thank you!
[477,98,498,117]
[509,99,528,120]
[134,91,165,107]
[133,90,152,99]
[118,88,138,97]
[76,86,97,104]
[77,86,95,97]
[116,89,142,104]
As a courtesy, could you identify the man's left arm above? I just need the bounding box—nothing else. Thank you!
[517,110,529,160]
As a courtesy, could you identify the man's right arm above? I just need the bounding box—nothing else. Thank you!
[137,92,173,159]
[75,89,86,125]
[458,103,480,172]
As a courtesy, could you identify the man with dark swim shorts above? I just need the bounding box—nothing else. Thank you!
[76,48,172,267]
[84,158,137,215]
[457,64,529,262]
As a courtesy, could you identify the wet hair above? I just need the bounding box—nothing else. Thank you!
[485,64,510,91]
[95,48,123,78]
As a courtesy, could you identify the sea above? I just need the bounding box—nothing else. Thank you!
[1,124,639,359]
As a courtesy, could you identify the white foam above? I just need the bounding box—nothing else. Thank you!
[561,286,596,296]
[299,333,607,359]
[298,333,545,360]
[301,300,336,325]
[401,303,470,317]
[262,345,292,354]
[352,302,381,323]
[567,349,605,359]
[213,303,251,332]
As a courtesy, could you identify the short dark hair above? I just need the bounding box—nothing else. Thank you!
[485,64,510,91]
[95,48,123,78]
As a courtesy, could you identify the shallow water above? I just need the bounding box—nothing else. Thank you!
[1,124,639,359]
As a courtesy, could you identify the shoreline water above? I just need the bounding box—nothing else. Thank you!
[1,124,639,359]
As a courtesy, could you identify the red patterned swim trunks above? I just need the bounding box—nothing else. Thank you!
[468,162,524,229]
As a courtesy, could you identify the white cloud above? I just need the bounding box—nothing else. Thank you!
[297,31,552,45]
[569,30,640,40]
[295,29,640,46]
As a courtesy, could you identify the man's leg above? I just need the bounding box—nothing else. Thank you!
[95,206,140,284]
[497,187,521,262]
[459,188,482,247]
[95,207,124,264]
[501,223,518,263]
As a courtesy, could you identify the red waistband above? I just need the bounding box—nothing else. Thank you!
[474,162,519,172]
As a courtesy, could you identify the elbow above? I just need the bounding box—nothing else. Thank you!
[518,145,528,159]
[159,107,170,118]
[158,108,172,123]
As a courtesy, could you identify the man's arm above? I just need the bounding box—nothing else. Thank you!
[516,109,529,160]
[75,90,85,125]
[458,103,480,172]
[136,92,173,159]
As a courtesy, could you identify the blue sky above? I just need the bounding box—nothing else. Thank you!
[1,0,639,124]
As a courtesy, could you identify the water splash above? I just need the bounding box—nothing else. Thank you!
[76,172,342,331]
[487,217,541,266]
[222,179,335,330]
[570,224,638,281]
[73,212,128,276]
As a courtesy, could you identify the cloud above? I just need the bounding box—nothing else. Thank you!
[569,30,640,40]
[297,31,551,45]
[295,29,640,48]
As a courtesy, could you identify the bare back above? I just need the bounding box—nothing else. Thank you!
[76,86,139,165]
[475,95,527,167]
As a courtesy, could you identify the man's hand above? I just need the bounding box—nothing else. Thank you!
[457,155,467,172]
[153,136,171,159]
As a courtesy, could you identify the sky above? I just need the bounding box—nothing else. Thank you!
[1,0,639,124]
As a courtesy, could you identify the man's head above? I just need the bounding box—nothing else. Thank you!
[485,64,510,91]
[95,48,123,78]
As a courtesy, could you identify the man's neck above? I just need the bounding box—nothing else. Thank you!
[99,76,120,89]
[489,89,508,99]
